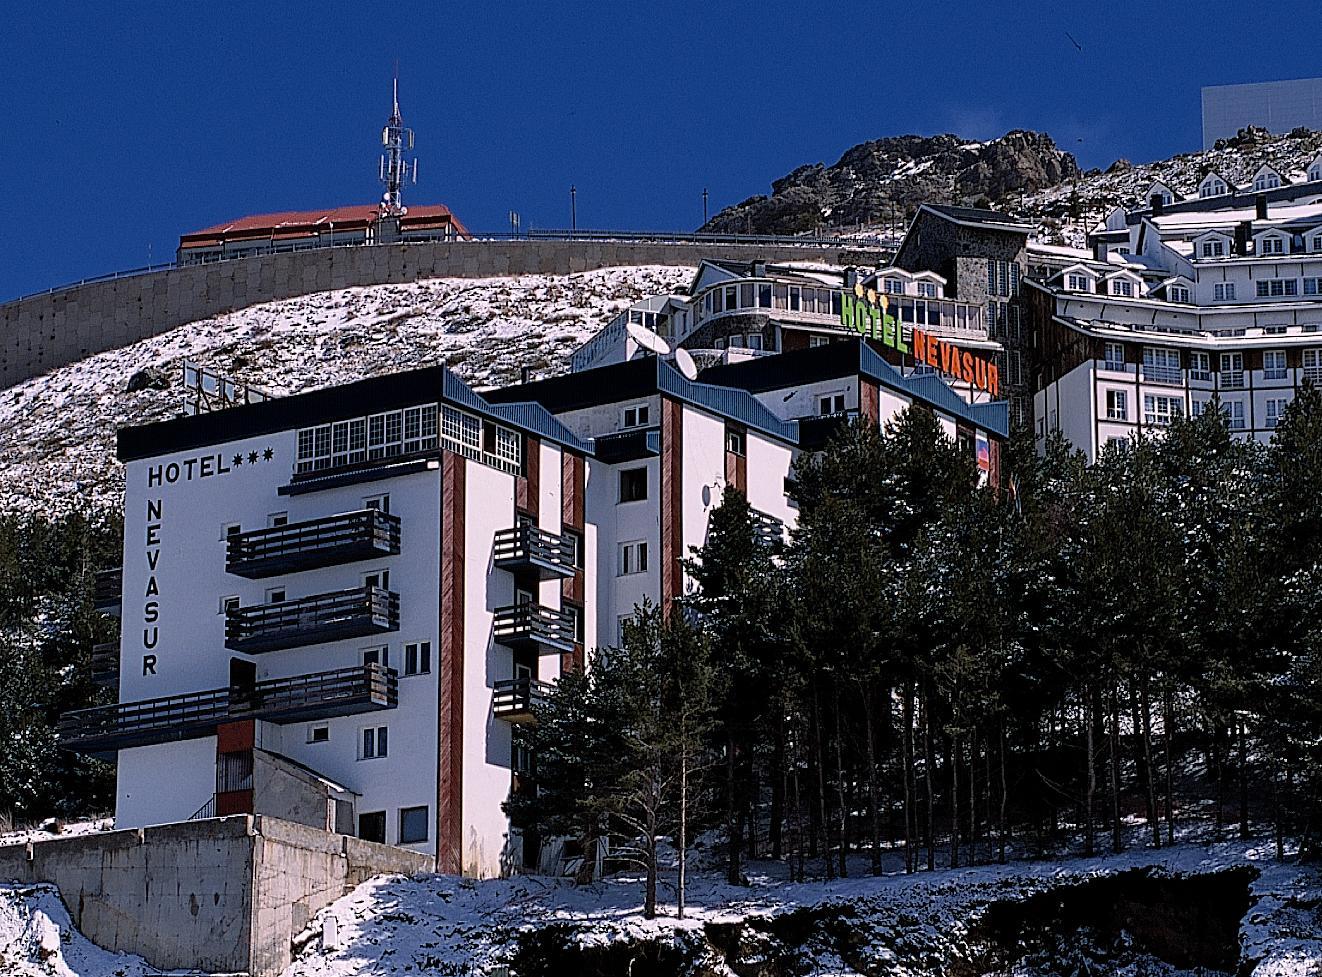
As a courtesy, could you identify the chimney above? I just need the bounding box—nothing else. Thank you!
[520,366,531,385]
[844,266,858,289]
[1256,193,1269,221]
[1150,193,1164,216]
[752,261,767,277]
[1235,221,1253,256]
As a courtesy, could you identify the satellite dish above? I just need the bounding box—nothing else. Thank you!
[673,347,698,380]
[626,322,670,357]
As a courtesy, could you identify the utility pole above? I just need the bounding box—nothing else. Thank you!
[570,185,577,233]
[702,188,709,225]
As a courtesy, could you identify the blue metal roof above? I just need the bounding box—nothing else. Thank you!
[484,400,594,454]
[655,359,800,445]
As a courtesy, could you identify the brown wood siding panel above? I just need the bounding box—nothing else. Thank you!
[860,380,880,424]
[437,453,466,875]
[216,790,253,816]
[726,447,747,493]
[216,720,254,753]
[561,452,586,669]
[661,398,683,618]
[517,436,540,517]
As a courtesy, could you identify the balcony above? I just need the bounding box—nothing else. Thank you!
[93,568,122,617]
[492,677,553,723]
[1141,364,1182,385]
[226,509,400,579]
[1219,370,1245,389]
[494,523,577,579]
[58,664,397,755]
[225,586,399,654]
[749,509,785,548]
[91,642,118,688]
[796,410,859,451]
[593,428,661,464]
[493,603,576,655]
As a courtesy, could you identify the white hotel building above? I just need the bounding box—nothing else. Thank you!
[65,337,1007,877]
[1030,151,1322,459]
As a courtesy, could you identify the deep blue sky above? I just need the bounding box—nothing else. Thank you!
[2,1,1320,300]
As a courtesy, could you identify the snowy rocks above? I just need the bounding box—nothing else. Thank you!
[124,367,169,393]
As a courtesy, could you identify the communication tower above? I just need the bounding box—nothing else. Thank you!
[379,71,417,218]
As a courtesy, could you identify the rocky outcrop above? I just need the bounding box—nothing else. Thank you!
[701,130,1080,236]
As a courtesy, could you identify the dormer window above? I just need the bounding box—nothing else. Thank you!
[1200,238,1226,258]
[1066,273,1092,291]
[1260,235,1286,255]
[1199,174,1228,198]
[884,277,904,294]
[916,281,937,298]
[1111,278,1135,297]
[1311,165,1322,183]
[1311,234,1322,253]
[1254,170,1282,192]
[1168,284,1190,303]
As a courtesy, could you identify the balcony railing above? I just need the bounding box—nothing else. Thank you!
[91,642,119,688]
[749,509,785,548]
[226,586,399,654]
[492,677,553,723]
[226,509,401,579]
[1219,370,1245,389]
[592,428,661,464]
[494,524,577,579]
[58,664,397,755]
[93,568,122,617]
[1141,364,1183,385]
[493,603,576,655]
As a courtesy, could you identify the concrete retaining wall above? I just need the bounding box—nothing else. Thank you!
[0,815,433,975]
[0,240,884,390]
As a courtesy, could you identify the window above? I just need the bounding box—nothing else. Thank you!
[1311,167,1322,183]
[220,595,240,615]
[1111,278,1135,297]
[1189,352,1211,381]
[1220,353,1244,388]
[404,641,431,676]
[619,541,648,576]
[1313,235,1322,252]
[1222,400,1246,430]
[884,277,904,294]
[1191,400,1207,419]
[363,646,389,669]
[361,726,389,760]
[725,429,746,455]
[622,404,650,428]
[363,569,390,591]
[809,335,829,348]
[1168,284,1190,303]
[1256,279,1299,298]
[1142,347,1181,384]
[819,393,847,415]
[358,811,386,844]
[564,602,585,644]
[1304,349,1322,383]
[1105,389,1128,421]
[1200,177,1227,198]
[1214,282,1236,301]
[616,615,633,647]
[618,468,647,503]
[1255,172,1281,191]
[363,494,390,513]
[1144,394,1184,426]
[398,806,429,845]
[1305,278,1322,296]
[1067,273,1091,291]
[268,512,288,528]
[1103,342,1126,371]
[222,522,242,541]
[1263,350,1288,380]
[1259,236,1286,255]
[1266,397,1290,428]
[917,281,938,297]
[308,724,329,744]
[1201,239,1226,258]
[266,587,286,604]
[297,404,438,474]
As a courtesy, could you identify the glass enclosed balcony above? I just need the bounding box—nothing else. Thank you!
[94,567,122,617]
[226,509,400,579]
[225,586,399,654]
[58,664,398,755]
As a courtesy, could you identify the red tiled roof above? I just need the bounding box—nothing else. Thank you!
[179,203,468,245]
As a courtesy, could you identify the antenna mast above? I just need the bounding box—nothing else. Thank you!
[379,67,416,218]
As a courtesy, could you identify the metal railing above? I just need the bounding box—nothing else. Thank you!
[226,509,401,578]
[1141,364,1183,385]
[59,664,397,752]
[493,603,577,653]
[493,523,577,577]
[1219,369,1245,389]
[188,796,217,821]
[5,229,885,306]
[749,509,786,548]
[492,677,553,720]
[225,586,399,653]
[91,642,119,688]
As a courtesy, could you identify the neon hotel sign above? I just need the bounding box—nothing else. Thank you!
[839,285,1000,398]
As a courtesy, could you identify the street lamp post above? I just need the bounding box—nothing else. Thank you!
[703,188,709,225]
[570,185,577,233]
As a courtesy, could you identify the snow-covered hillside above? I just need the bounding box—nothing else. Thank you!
[286,841,1319,977]
[0,266,692,516]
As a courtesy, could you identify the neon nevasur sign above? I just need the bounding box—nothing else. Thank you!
[839,285,1000,398]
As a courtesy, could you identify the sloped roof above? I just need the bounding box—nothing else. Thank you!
[180,204,468,244]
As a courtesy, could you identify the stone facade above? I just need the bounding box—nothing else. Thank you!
[0,241,884,390]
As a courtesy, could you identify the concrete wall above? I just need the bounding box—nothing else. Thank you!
[0,815,432,976]
[0,240,884,390]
